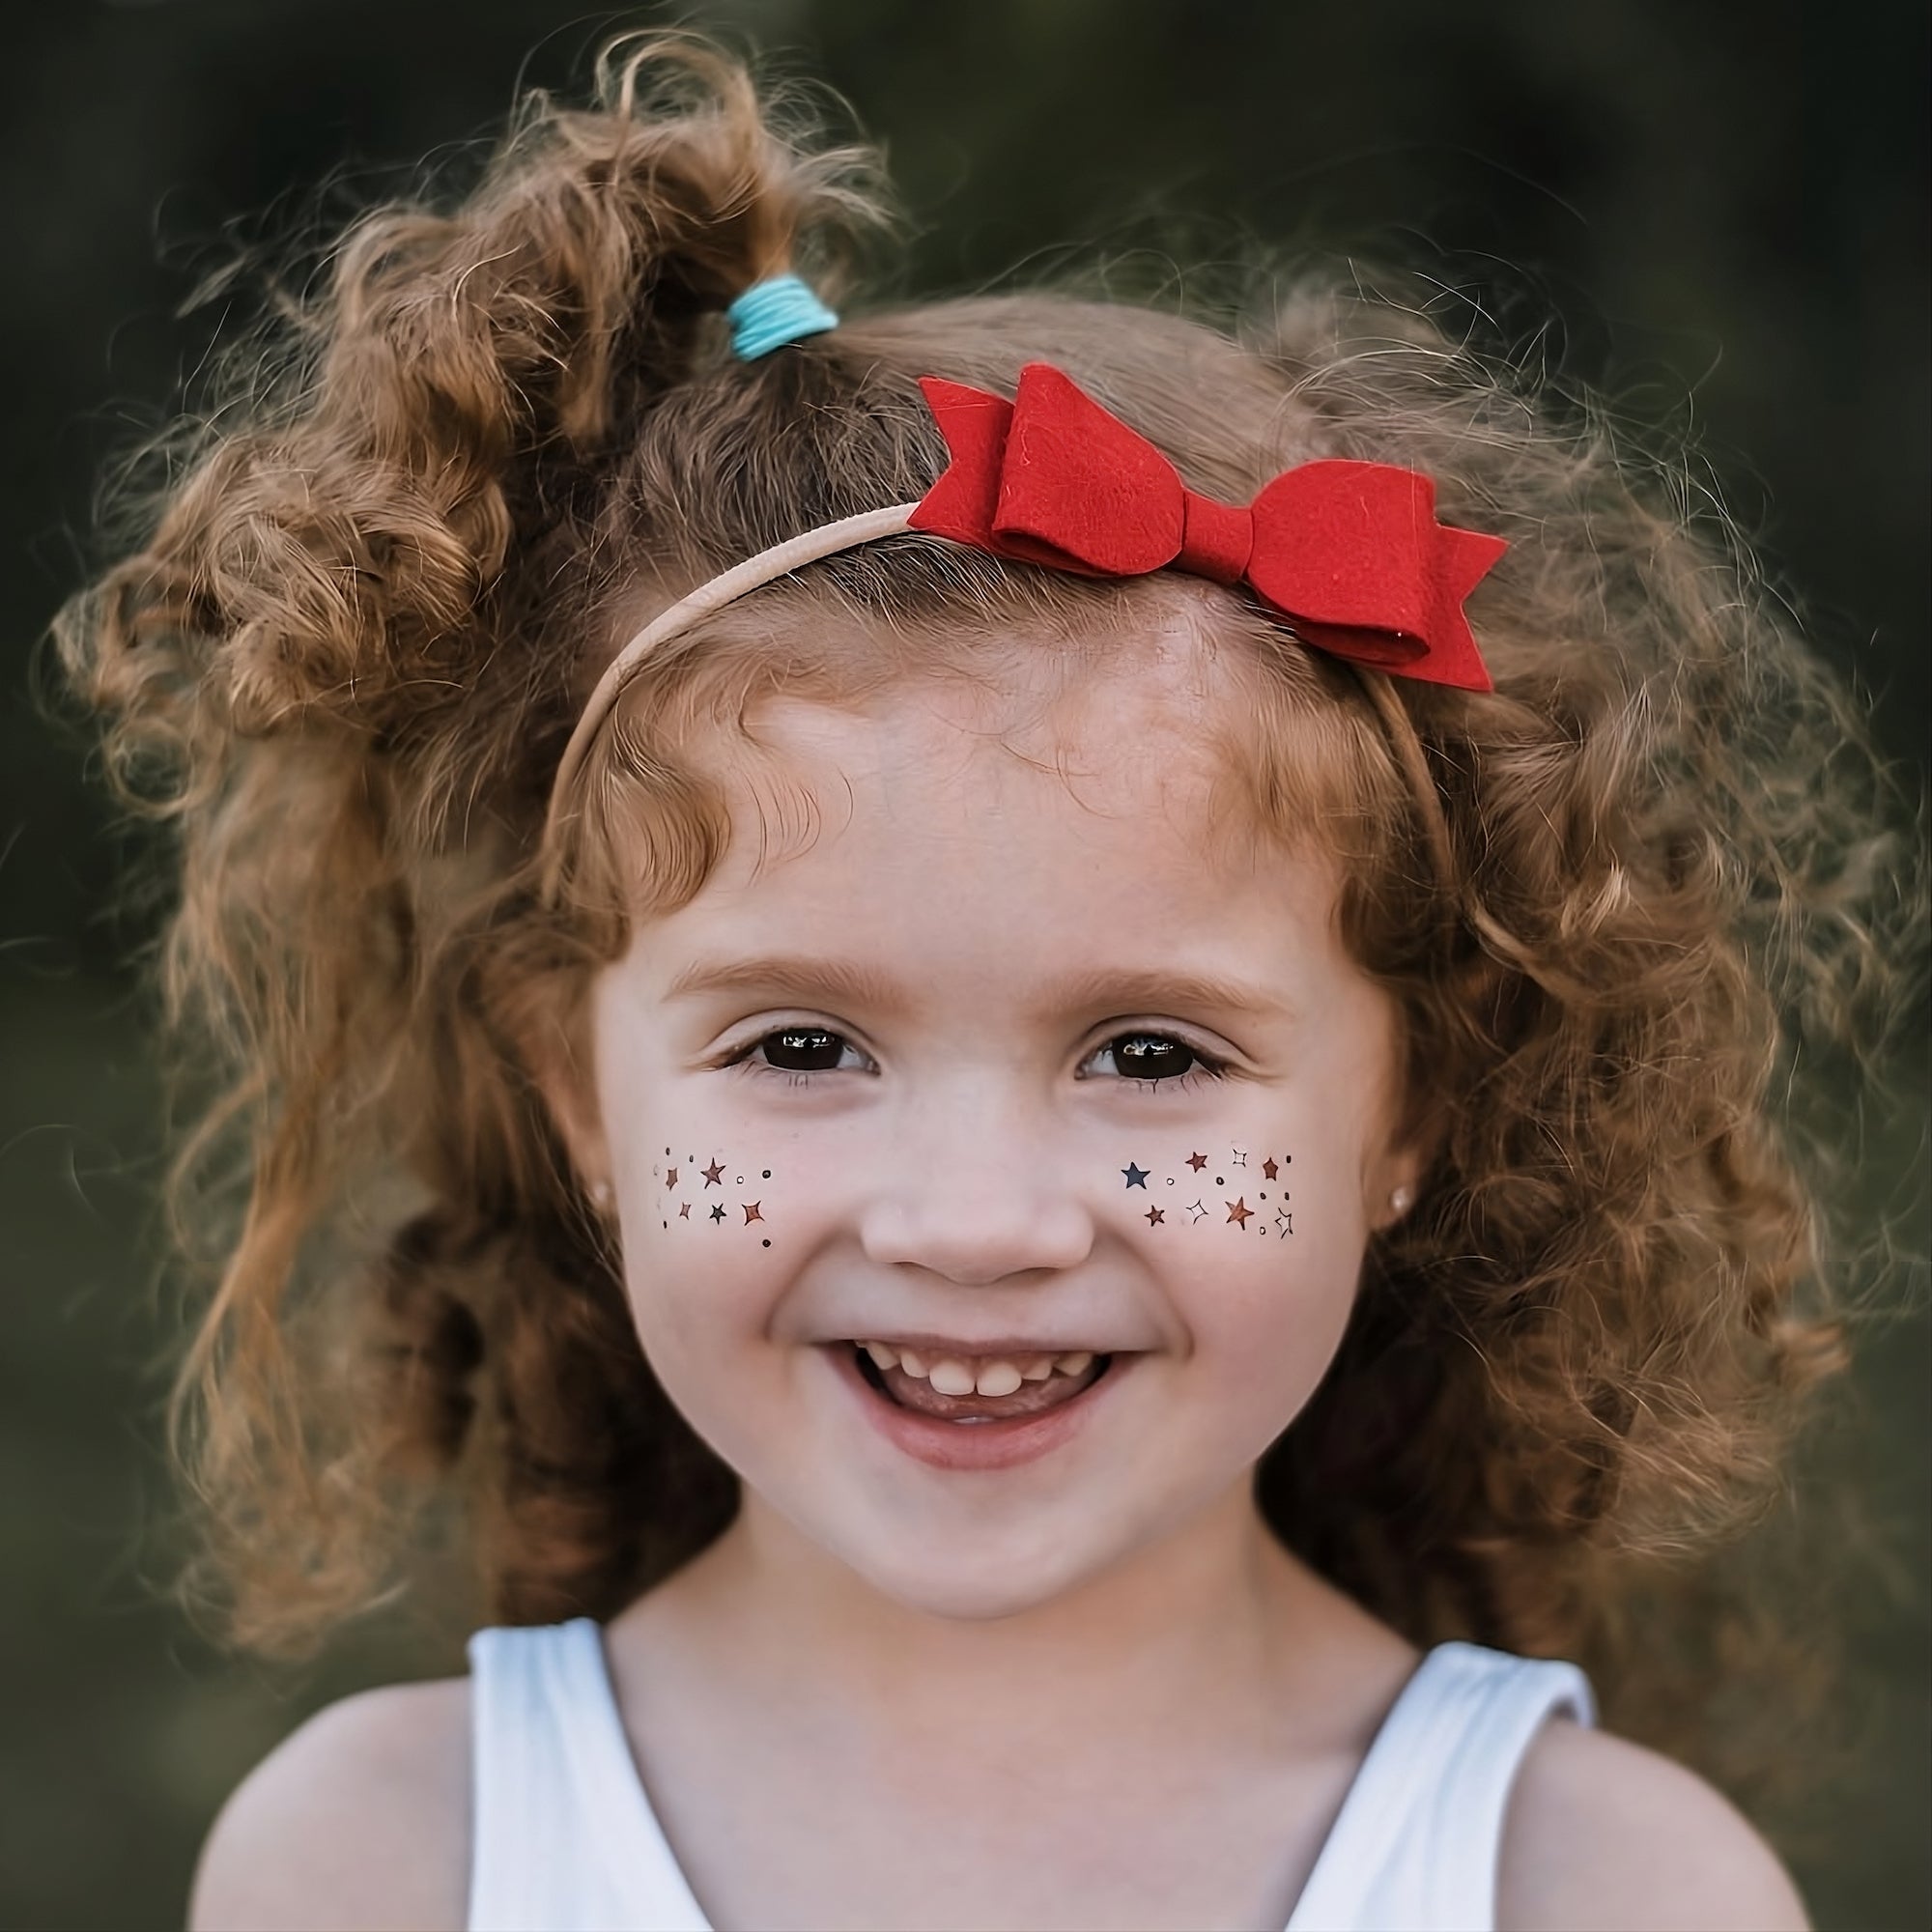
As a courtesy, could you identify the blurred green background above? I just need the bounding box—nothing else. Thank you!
[3,1,1925,1926]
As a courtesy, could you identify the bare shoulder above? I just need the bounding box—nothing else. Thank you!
[1498,1717,1810,1931]
[187,1675,471,1932]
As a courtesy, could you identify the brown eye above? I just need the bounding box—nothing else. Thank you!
[753,1027,850,1073]
[1113,1036,1198,1082]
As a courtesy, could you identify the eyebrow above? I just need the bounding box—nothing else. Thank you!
[663,952,1293,1023]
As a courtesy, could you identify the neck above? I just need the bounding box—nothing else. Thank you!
[624,1479,1337,1762]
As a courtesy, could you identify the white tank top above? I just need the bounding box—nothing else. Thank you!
[467,1616,1596,1932]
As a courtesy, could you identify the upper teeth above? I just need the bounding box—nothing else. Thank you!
[860,1341,1097,1399]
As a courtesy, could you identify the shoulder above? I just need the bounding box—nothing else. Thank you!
[187,1675,471,1932]
[1497,1715,1810,1931]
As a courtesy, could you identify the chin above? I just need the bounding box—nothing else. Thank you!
[858,1553,1093,1623]
[810,1510,1133,1623]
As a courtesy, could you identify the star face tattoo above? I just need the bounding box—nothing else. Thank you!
[1122,1147,1294,1236]
[656,1149,780,1248]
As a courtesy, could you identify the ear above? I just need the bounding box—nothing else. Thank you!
[518,993,612,1197]
[1365,1136,1430,1233]
[1364,1089,1442,1234]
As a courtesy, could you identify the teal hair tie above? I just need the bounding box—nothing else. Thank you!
[726,272,838,360]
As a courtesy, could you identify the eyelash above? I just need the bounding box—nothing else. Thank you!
[721,1026,1232,1094]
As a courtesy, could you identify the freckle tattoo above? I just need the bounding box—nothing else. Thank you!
[1125,1147,1295,1236]
[662,1152,781,1247]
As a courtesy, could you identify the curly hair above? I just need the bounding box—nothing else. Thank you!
[53,29,1923,1841]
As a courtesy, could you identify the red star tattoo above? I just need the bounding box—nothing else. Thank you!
[1186,1151,1209,1172]
[665,1167,679,1189]
[702,1158,725,1186]
[1145,1206,1165,1225]
[1262,1156,1278,1179]
[1226,1197,1253,1228]
[742,1202,763,1224]
[677,1202,691,1218]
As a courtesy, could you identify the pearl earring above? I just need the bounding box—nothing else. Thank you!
[590,1179,613,1208]
[1389,1184,1413,1216]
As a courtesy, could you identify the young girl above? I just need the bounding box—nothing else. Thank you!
[55,32,1919,1932]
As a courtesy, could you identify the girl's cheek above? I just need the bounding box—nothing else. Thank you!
[611,1142,813,1369]
[1114,1134,1368,1364]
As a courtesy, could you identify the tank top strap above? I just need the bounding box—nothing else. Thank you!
[467,1617,713,1932]
[1285,1640,1597,1932]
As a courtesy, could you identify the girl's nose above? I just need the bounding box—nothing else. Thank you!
[856,1085,1095,1287]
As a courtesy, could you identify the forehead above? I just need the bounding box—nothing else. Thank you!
[628,622,1357,1008]
[787,638,1214,806]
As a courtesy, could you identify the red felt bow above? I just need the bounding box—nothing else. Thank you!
[907,363,1505,692]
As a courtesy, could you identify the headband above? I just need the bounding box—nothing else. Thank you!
[541,345,1504,899]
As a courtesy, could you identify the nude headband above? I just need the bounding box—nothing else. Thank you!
[539,353,1499,902]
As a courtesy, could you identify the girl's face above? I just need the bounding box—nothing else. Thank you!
[574,630,1421,1620]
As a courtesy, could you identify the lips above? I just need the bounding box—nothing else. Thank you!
[828,1341,1129,1472]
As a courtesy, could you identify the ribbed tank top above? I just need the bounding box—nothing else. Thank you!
[467,1617,1595,1931]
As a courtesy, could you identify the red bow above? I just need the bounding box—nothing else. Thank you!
[907,363,1505,692]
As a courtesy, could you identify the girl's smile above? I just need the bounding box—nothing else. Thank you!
[566,618,1425,1623]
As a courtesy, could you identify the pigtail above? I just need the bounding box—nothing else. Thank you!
[53,34,886,1653]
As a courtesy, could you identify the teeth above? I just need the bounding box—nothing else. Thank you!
[856,1343,1100,1396]
[927,1359,978,1397]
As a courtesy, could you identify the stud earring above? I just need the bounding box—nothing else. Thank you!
[1389,1184,1413,1216]
[589,1179,613,1209]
